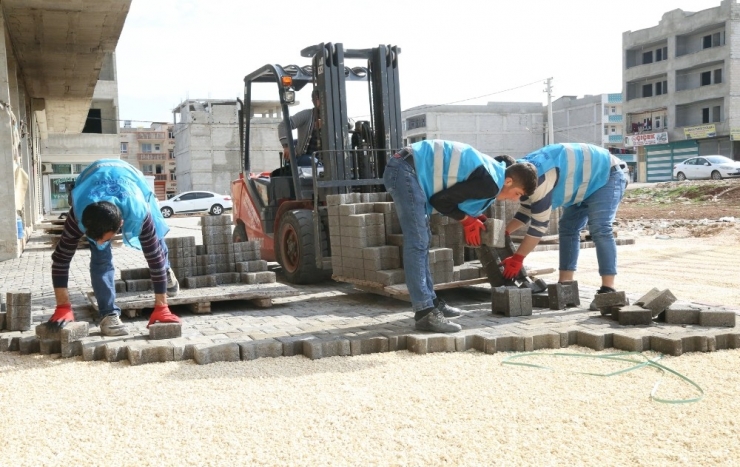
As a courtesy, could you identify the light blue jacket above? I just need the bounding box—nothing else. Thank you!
[518,143,612,208]
[412,140,505,216]
[72,159,169,249]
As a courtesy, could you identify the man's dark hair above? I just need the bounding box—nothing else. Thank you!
[81,201,122,240]
[494,154,515,167]
[311,88,320,100]
[505,162,538,196]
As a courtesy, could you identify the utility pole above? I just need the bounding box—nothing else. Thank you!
[545,77,554,145]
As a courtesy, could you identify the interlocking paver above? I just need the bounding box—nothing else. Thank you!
[0,221,738,366]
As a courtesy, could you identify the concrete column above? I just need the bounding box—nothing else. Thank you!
[0,8,20,261]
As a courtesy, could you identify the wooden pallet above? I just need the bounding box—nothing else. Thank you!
[334,267,555,302]
[87,282,299,317]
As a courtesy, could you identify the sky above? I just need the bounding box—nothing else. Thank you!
[115,0,727,126]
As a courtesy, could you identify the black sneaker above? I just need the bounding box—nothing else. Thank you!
[166,268,180,297]
[415,308,462,333]
[434,298,463,318]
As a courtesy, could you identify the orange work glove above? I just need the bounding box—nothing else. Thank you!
[47,303,74,330]
[147,304,181,328]
[501,254,525,279]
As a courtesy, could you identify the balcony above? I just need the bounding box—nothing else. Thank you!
[141,173,169,181]
[607,115,623,123]
[137,152,168,161]
[137,132,166,140]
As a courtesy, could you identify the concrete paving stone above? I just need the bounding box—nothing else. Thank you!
[480,218,505,248]
[39,338,62,355]
[407,334,456,355]
[125,279,153,292]
[193,342,240,364]
[18,335,39,354]
[149,323,182,340]
[560,281,581,307]
[129,342,175,366]
[349,335,389,356]
[121,268,150,281]
[80,336,106,361]
[495,335,526,352]
[0,332,22,352]
[698,310,736,327]
[239,339,285,360]
[380,332,408,352]
[576,330,611,351]
[303,338,350,360]
[104,341,129,362]
[277,335,315,357]
[530,331,561,350]
[680,335,709,353]
[61,322,89,343]
[592,291,627,309]
[664,306,701,325]
[35,322,62,340]
[712,332,740,350]
[617,306,654,326]
[640,289,677,317]
[60,338,82,358]
[7,291,31,306]
[650,335,682,356]
[453,330,484,352]
[611,333,649,352]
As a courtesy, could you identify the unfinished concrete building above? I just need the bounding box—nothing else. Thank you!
[623,0,740,181]
[402,102,547,158]
[552,94,625,149]
[0,1,130,261]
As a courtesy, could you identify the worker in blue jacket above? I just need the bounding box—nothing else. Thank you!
[384,140,538,333]
[500,143,628,298]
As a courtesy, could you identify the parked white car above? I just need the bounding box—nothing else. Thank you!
[673,155,740,181]
[158,191,232,218]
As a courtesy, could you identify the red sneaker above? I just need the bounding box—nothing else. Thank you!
[147,305,181,328]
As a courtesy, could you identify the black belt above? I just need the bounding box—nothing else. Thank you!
[394,148,415,171]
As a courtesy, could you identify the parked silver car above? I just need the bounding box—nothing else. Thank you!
[673,155,740,181]
[158,191,233,218]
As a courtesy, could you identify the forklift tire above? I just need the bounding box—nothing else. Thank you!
[277,209,329,284]
[233,224,248,243]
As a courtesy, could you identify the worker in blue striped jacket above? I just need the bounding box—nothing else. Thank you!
[47,159,181,336]
[500,143,628,297]
[384,140,538,333]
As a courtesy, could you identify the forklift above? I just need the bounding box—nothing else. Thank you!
[231,43,402,284]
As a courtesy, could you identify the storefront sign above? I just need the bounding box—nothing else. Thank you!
[683,124,716,140]
[624,132,668,147]
[730,128,740,141]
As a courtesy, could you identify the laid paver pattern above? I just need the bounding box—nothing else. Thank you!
[1,218,738,365]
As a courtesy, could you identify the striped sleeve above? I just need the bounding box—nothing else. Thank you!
[139,214,168,294]
[513,170,558,238]
[51,209,84,289]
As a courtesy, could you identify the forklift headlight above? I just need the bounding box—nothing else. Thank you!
[283,90,295,104]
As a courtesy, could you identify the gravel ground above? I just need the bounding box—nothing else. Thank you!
[1,347,738,465]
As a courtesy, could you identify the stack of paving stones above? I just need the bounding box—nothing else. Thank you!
[328,192,506,288]
[5,291,32,331]
[117,216,275,292]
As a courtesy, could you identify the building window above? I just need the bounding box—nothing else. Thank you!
[155,164,163,174]
[713,106,721,123]
[655,82,663,96]
[642,84,653,98]
[662,80,668,94]
[120,142,128,154]
[611,106,616,114]
[701,71,711,86]
[406,115,426,130]
[703,35,712,49]
[611,126,616,134]
[713,32,722,47]
[154,144,161,152]
[656,48,662,61]
[168,149,175,159]
[142,164,153,174]
[655,116,661,129]
[642,51,653,64]
[604,126,609,136]
[604,107,609,116]
[662,46,668,60]
[168,130,174,139]
[714,69,722,84]
[702,108,710,124]
[141,143,152,153]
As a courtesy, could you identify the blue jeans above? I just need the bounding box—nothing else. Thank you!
[88,237,170,318]
[558,167,627,276]
[383,156,436,312]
